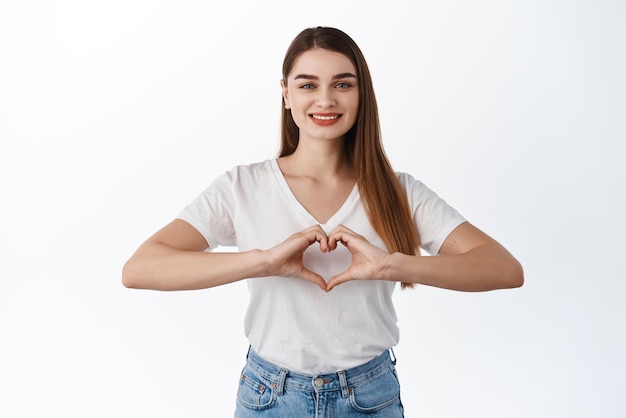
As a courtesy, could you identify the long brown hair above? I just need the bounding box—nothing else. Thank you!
[280,27,420,289]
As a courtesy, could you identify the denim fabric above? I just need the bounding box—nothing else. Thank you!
[234,348,404,417]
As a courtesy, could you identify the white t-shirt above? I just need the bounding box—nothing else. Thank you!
[177,159,465,375]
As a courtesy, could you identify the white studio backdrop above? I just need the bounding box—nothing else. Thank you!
[1,0,624,417]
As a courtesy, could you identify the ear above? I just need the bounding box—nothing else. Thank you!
[280,79,290,109]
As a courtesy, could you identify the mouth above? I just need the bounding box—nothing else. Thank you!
[309,113,342,126]
[310,113,341,121]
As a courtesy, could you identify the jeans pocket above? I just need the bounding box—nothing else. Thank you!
[348,366,402,413]
[236,364,277,411]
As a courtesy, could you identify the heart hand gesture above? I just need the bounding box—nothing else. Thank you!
[264,224,330,290]
[264,224,390,292]
[326,225,389,291]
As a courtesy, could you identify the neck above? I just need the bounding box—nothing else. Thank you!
[280,137,353,180]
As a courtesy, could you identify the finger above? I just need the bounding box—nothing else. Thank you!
[329,224,365,239]
[304,225,329,252]
[326,270,354,292]
[329,223,353,234]
[315,231,330,252]
[327,225,346,247]
[299,268,328,291]
[328,231,357,251]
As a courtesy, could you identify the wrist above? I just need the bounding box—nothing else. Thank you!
[380,252,399,282]
[383,252,417,285]
[256,249,275,277]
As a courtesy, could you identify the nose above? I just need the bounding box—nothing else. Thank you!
[316,87,336,108]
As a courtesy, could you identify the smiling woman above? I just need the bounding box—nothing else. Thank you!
[281,51,359,137]
[122,26,523,418]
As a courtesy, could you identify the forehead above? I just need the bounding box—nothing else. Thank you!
[288,49,356,78]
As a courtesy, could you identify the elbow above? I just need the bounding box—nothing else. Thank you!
[504,258,524,289]
[122,260,143,289]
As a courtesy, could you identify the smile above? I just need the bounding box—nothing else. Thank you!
[311,114,340,121]
[310,113,342,126]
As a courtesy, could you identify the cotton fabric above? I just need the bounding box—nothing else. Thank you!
[177,159,465,375]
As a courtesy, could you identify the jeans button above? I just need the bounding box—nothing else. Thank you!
[314,377,324,387]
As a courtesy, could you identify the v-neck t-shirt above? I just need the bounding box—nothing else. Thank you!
[177,159,465,375]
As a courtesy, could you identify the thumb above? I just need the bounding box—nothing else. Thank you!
[326,270,354,292]
[299,268,328,291]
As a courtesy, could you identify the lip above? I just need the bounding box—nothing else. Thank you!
[309,113,342,126]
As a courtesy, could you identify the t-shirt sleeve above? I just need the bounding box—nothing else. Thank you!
[398,173,466,255]
[176,173,237,250]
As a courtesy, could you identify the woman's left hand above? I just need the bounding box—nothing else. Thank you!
[326,225,390,291]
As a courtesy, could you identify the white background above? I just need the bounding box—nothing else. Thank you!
[1,0,624,417]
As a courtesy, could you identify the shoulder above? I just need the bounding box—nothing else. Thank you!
[191,160,275,199]
[395,171,417,185]
[225,159,273,176]
[218,159,275,184]
[394,171,455,209]
[395,171,429,195]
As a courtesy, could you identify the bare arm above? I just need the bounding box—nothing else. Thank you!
[122,219,266,290]
[326,222,524,292]
[122,220,329,291]
[391,221,524,291]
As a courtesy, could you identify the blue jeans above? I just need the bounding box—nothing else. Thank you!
[234,348,405,417]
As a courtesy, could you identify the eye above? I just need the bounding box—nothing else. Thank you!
[299,83,315,89]
[335,82,351,89]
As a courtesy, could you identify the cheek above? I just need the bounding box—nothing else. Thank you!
[347,97,360,122]
[344,92,359,114]
[287,102,308,127]
[352,94,360,113]
[288,97,311,119]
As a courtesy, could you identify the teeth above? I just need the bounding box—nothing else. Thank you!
[312,115,339,120]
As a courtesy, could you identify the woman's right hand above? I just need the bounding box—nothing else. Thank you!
[123,221,331,291]
[264,225,329,291]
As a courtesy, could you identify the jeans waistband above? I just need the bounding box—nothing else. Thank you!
[244,348,396,395]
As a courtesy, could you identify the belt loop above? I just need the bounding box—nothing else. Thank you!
[390,348,397,365]
[338,370,350,398]
[276,368,288,395]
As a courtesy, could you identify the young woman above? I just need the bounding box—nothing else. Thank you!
[123,26,523,417]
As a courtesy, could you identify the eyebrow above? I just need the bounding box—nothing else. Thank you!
[293,72,357,81]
